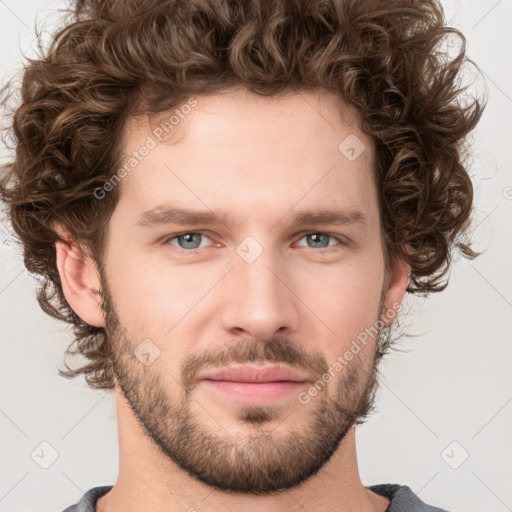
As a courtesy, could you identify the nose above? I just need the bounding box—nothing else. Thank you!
[220,242,299,341]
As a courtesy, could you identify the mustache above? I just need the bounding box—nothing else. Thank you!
[180,336,328,391]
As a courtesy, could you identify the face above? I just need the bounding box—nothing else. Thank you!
[95,87,406,495]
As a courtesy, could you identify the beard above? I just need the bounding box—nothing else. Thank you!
[97,265,391,496]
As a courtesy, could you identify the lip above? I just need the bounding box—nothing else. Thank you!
[200,380,308,404]
[198,365,310,383]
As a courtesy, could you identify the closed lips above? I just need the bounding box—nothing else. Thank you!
[199,366,310,383]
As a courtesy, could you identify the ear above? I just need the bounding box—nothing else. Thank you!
[54,223,105,328]
[379,250,411,328]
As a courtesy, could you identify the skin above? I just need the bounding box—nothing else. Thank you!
[55,86,410,512]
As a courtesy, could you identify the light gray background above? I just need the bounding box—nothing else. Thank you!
[1,1,511,511]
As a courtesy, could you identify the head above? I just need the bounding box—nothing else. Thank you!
[1,0,485,495]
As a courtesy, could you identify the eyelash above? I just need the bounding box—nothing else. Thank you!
[162,231,349,253]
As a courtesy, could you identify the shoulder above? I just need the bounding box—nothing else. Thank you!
[60,485,113,512]
[367,483,453,512]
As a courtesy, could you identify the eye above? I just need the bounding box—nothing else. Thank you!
[162,231,348,253]
[295,232,347,250]
[164,232,214,251]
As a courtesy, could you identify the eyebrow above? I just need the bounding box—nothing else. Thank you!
[135,203,367,230]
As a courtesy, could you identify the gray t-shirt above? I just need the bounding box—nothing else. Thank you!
[61,483,451,511]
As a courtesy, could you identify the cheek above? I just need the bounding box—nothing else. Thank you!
[103,248,172,336]
[318,277,380,334]
[294,255,384,343]
[105,248,225,342]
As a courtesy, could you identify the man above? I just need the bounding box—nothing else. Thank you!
[0,0,485,511]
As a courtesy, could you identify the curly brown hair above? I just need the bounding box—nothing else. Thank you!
[0,0,486,390]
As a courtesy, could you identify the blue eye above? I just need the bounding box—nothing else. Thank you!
[163,231,347,252]
[166,232,213,250]
[296,233,343,249]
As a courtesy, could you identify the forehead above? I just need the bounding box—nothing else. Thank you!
[125,87,365,148]
[115,87,378,230]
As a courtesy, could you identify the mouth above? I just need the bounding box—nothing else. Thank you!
[198,365,311,404]
[199,364,310,383]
